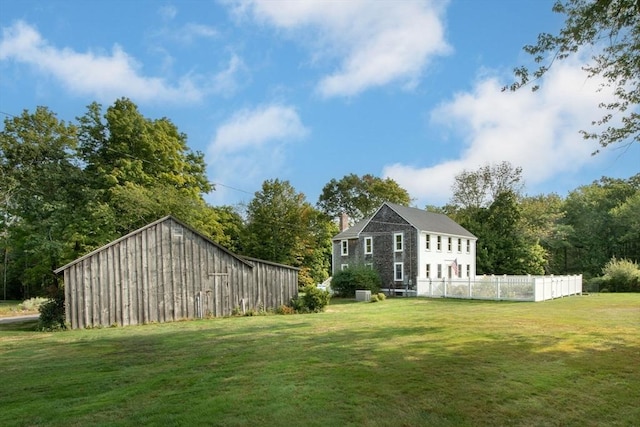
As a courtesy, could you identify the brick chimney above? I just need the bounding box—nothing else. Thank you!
[339,212,349,232]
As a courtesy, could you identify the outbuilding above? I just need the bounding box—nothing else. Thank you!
[54,216,298,329]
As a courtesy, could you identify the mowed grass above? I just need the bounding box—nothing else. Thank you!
[0,300,39,317]
[1,295,638,427]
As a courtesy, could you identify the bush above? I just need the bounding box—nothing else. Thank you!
[377,292,386,301]
[276,304,296,315]
[290,285,331,313]
[331,266,382,297]
[601,258,640,292]
[20,297,48,311]
[585,276,606,293]
[38,287,66,331]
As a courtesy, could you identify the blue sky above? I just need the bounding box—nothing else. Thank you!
[1,0,638,210]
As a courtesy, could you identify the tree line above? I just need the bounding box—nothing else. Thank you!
[1,100,638,300]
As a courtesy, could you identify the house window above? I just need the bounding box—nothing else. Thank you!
[425,234,431,250]
[437,264,442,279]
[341,264,349,271]
[426,264,431,278]
[466,264,471,277]
[447,237,452,252]
[457,238,462,252]
[458,266,462,278]
[394,262,403,281]
[437,236,442,251]
[365,263,373,270]
[341,240,348,256]
[394,233,403,252]
[364,237,373,255]
[447,265,452,278]
[466,239,470,253]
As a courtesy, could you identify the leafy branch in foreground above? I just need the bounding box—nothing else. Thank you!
[507,0,639,152]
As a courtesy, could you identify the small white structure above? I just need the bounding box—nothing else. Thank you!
[355,290,371,302]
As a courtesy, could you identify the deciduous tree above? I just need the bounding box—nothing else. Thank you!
[449,162,524,209]
[244,179,334,287]
[509,0,640,151]
[318,174,411,222]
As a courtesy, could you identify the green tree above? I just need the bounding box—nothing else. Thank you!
[509,0,639,151]
[318,174,411,222]
[76,98,215,235]
[458,191,546,275]
[0,107,86,297]
[209,205,245,253]
[244,179,334,287]
[450,161,524,209]
[519,193,568,273]
[562,175,639,276]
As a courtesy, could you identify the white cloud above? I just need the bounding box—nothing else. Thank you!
[207,104,309,203]
[228,0,450,98]
[158,5,178,21]
[383,58,613,206]
[0,21,236,104]
[209,54,248,97]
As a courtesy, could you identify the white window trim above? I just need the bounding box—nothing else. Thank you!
[457,238,462,253]
[365,263,373,270]
[341,264,349,271]
[364,236,373,255]
[341,240,348,256]
[425,234,431,251]
[394,233,403,252]
[437,236,442,251]
[394,262,404,281]
[466,239,471,253]
[447,237,452,252]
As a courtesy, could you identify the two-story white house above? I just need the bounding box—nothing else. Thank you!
[332,202,477,296]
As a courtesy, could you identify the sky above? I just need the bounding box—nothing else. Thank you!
[1,0,638,211]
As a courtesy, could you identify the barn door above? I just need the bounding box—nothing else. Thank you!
[202,273,230,317]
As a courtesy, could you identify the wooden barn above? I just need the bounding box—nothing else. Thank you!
[54,216,299,329]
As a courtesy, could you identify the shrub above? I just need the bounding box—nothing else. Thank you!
[601,258,640,292]
[331,266,382,297]
[276,304,296,315]
[20,297,48,311]
[290,285,331,313]
[370,294,379,303]
[377,292,386,301]
[585,276,606,293]
[38,287,66,331]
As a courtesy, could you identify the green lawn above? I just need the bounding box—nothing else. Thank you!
[1,295,639,426]
[0,300,39,317]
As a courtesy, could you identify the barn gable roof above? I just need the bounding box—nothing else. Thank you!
[54,215,255,274]
[333,202,476,240]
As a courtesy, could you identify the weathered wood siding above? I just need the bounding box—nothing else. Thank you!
[58,217,298,329]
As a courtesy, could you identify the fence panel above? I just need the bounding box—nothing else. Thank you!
[413,275,581,302]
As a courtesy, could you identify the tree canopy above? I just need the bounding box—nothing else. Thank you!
[317,173,411,222]
[509,0,640,151]
[0,100,228,299]
[449,161,524,210]
[243,179,335,288]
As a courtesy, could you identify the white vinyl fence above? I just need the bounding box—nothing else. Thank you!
[411,274,582,302]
